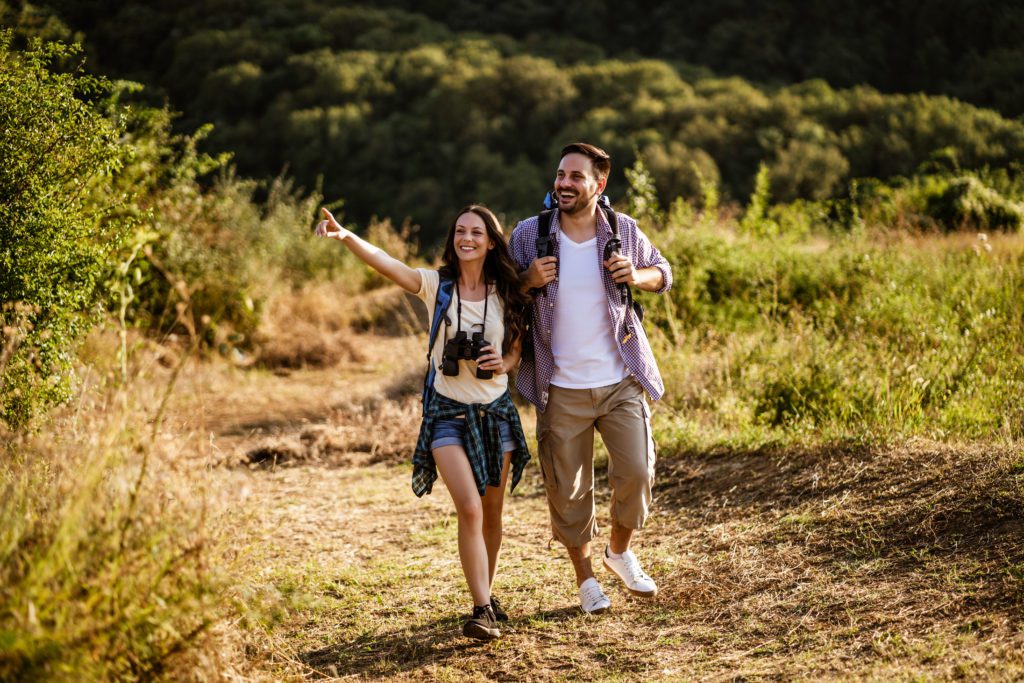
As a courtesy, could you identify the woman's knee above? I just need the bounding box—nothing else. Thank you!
[456,496,484,525]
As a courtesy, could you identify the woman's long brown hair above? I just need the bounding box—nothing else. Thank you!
[438,205,530,354]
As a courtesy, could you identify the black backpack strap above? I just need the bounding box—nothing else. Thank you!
[600,201,645,335]
[536,208,554,257]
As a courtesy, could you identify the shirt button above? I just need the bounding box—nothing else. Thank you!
[549,302,554,308]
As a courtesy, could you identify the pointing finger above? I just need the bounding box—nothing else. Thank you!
[320,207,340,227]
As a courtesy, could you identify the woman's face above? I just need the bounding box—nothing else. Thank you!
[452,211,495,263]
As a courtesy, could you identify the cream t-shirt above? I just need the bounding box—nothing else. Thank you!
[416,268,508,405]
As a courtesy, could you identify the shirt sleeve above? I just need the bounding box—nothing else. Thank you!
[632,223,673,294]
[415,268,440,305]
[508,220,531,272]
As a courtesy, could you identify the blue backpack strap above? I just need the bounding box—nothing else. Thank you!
[422,276,455,413]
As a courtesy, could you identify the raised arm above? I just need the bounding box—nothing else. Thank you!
[315,208,422,294]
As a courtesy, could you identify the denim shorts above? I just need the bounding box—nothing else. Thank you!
[431,416,517,453]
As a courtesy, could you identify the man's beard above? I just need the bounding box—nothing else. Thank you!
[558,188,598,215]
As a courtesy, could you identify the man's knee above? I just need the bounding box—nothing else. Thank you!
[612,453,653,490]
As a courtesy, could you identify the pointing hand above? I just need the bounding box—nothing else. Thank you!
[315,207,352,241]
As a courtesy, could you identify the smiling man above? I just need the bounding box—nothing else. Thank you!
[510,143,673,614]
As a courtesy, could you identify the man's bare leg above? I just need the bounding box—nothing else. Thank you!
[609,518,634,555]
[566,542,594,587]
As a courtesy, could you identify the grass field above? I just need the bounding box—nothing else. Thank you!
[120,318,1024,680]
[3,227,1024,681]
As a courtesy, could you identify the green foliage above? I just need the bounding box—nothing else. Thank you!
[33,1,1024,240]
[649,216,1024,446]
[0,35,131,428]
[624,152,663,229]
[925,176,1024,232]
[740,164,779,238]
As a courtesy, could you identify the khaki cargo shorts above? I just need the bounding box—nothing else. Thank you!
[536,375,656,548]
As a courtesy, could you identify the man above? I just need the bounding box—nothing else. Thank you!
[510,142,673,613]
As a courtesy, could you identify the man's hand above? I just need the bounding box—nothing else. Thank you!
[603,252,638,286]
[315,207,352,241]
[523,256,557,289]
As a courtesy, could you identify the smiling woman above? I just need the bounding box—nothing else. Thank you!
[314,203,531,640]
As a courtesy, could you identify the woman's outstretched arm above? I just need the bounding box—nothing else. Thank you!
[315,207,422,294]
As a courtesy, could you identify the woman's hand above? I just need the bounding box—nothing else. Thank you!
[475,344,513,375]
[315,207,352,241]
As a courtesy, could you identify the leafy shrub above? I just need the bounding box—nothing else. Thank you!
[925,176,1024,232]
[649,199,1024,444]
[0,36,131,428]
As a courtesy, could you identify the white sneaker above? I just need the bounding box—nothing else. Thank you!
[603,546,658,597]
[577,577,612,614]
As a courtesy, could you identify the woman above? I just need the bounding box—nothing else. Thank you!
[315,205,531,641]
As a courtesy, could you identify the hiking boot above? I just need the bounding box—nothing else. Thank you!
[603,546,658,597]
[490,595,509,622]
[463,604,501,640]
[578,577,611,614]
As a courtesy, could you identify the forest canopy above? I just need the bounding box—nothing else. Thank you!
[11,0,1024,240]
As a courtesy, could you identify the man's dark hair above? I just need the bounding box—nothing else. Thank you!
[560,142,611,181]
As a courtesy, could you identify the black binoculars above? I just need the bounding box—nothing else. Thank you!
[603,236,629,301]
[441,330,493,379]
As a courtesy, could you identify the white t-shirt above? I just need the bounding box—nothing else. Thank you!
[550,235,630,388]
[416,268,508,405]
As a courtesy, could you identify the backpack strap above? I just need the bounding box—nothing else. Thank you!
[536,192,556,258]
[599,194,618,236]
[530,193,558,298]
[599,199,645,335]
[422,276,455,413]
[428,277,455,358]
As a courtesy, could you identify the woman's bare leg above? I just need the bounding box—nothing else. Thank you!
[481,452,512,589]
[433,445,490,606]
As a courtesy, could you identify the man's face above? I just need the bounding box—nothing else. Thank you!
[554,153,605,215]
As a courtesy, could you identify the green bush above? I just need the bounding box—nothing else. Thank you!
[0,35,131,428]
[925,176,1024,232]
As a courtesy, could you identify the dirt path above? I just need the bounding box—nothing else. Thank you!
[171,336,1024,681]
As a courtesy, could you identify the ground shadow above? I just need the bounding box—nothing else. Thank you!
[299,605,582,678]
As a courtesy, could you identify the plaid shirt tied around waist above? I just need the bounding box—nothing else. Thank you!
[412,390,531,498]
[509,209,673,412]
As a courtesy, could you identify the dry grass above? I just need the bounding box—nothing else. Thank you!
[223,428,1023,681]
[9,288,1022,681]
[174,336,1021,681]
[253,283,427,370]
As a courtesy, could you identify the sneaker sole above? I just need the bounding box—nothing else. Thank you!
[603,558,658,598]
[463,622,501,640]
[581,605,611,615]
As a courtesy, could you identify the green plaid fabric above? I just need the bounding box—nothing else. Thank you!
[412,390,531,498]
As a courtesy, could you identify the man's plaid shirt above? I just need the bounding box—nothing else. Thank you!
[412,390,530,498]
[509,209,673,413]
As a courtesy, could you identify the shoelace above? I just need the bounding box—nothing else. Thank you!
[580,582,606,605]
[621,553,652,584]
